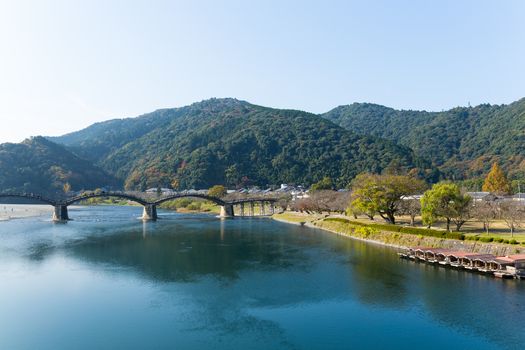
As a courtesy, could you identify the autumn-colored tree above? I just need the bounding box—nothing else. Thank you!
[171,178,180,190]
[482,163,511,195]
[63,182,71,194]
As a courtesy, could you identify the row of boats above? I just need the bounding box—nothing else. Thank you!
[398,247,525,279]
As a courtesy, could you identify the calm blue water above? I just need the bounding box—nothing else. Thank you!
[0,206,523,349]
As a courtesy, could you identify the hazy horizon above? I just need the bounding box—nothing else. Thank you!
[1,0,524,143]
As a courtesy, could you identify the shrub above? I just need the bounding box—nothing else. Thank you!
[510,239,519,245]
[445,232,465,240]
[187,202,201,211]
[324,217,350,224]
[494,238,504,243]
[346,220,368,227]
[174,198,193,208]
[503,239,510,244]
[324,218,465,241]
[479,237,494,243]
[400,226,444,238]
[369,223,402,232]
[355,226,378,238]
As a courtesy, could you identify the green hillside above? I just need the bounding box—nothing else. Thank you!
[0,137,119,195]
[49,109,177,162]
[322,98,525,179]
[53,99,423,190]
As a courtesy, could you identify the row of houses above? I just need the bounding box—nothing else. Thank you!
[144,188,208,195]
[402,192,525,203]
[143,184,315,200]
[467,192,525,202]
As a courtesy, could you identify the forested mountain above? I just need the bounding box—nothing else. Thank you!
[52,98,422,190]
[322,98,525,180]
[3,97,523,195]
[0,137,118,195]
[48,109,178,162]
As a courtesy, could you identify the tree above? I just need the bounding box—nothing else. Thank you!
[398,197,421,226]
[276,197,291,212]
[63,182,71,194]
[208,185,227,198]
[346,203,364,219]
[449,194,472,232]
[472,200,498,235]
[499,201,523,237]
[306,190,349,214]
[482,163,511,195]
[171,178,180,190]
[382,159,405,175]
[351,173,426,224]
[421,183,472,232]
[310,177,333,191]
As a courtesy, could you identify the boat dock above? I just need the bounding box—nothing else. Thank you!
[398,247,525,279]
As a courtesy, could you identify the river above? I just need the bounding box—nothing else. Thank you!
[0,205,523,349]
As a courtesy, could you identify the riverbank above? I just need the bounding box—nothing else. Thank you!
[273,212,525,256]
[0,204,52,221]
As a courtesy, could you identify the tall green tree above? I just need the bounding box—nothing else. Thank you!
[310,177,333,191]
[421,183,472,232]
[350,173,426,224]
[208,185,227,198]
[482,163,511,195]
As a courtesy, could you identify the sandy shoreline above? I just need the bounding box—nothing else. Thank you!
[0,204,53,221]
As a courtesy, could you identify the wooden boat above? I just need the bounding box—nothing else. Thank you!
[494,271,514,279]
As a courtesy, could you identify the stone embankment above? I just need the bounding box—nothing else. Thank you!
[273,213,525,256]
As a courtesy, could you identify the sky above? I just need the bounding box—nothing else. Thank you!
[0,0,524,143]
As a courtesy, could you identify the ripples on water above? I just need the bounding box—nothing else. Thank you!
[0,206,523,349]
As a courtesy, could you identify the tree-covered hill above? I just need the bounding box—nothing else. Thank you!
[322,98,525,179]
[52,98,423,190]
[0,136,119,196]
[48,109,178,162]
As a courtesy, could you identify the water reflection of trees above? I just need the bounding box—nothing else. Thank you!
[65,221,319,282]
[13,216,525,348]
[325,236,410,308]
[66,221,415,310]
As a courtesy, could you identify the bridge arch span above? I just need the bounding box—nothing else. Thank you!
[64,192,149,207]
[153,194,226,206]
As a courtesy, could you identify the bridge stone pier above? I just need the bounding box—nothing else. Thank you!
[142,204,158,221]
[52,205,69,222]
[219,204,234,218]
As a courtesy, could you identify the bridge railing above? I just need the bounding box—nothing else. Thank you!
[1,190,282,207]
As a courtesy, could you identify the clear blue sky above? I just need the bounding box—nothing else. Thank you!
[0,0,524,143]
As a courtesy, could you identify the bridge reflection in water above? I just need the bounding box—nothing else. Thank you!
[0,192,277,222]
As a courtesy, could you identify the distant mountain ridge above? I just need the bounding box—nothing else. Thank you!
[1,97,523,194]
[0,136,118,195]
[52,98,422,190]
[322,98,525,179]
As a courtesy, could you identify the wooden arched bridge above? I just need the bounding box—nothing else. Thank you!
[0,191,279,222]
